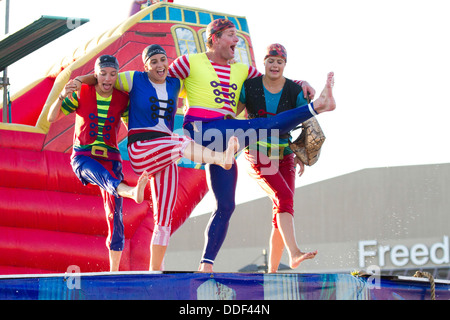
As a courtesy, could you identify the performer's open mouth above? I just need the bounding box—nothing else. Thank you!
[102,83,113,91]
[156,68,166,77]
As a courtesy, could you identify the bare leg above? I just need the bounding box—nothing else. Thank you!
[150,245,167,271]
[184,137,240,170]
[109,250,122,272]
[116,171,149,203]
[276,212,317,270]
[268,227,284,273]
[312,72,336,114]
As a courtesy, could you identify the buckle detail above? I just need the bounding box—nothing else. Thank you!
[268,146,285,160]
[91,145,108,158]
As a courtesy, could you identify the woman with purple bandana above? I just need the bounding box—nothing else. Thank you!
[169,18,336,272]
[238,44,318,273]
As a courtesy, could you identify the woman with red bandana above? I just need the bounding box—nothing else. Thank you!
[238,44,318,273]
[169,19,336,272]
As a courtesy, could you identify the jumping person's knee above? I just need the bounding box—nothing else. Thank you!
[216,201,235,219]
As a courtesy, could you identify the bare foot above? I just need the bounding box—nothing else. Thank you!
[312,72,336,114]
[220,136,240,170]
[134,171,149,204]
[198,262,214,273]
[290,250,318,269]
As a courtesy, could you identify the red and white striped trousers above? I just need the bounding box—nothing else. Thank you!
[128,135,192,246]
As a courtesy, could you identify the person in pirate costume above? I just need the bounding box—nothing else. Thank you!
[73,45,239,271]
[47,55,149,272]
[169,18,336,272]
[237,43,318,273]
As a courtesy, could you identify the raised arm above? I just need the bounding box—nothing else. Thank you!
[72,74,97,91]
[47,80,77,122]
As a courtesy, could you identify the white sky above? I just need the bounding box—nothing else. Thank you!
[2,0,450,215]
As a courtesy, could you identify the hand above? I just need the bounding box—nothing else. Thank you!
[61,80,77,99]
[73,78,82,91]
[294,155,305,177]
[301,81,316,101]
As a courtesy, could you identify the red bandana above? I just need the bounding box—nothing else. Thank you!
[206,19,236,40]
[264,43,288,63]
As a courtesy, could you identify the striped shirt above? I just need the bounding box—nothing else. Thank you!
[61,91,129,150]
[168,54,261,116]
[168,54,303,118]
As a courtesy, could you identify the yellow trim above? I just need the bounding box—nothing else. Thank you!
[141,3,250,36]
[0,122,46,134]
[198,28,207,52]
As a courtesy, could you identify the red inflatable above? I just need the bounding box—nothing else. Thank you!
[0,129,207,274]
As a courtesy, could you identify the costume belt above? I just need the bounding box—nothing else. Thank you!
[267,145,286,160]
[72,145,122,161]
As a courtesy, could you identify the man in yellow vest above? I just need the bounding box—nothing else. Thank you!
[169,19,336,272]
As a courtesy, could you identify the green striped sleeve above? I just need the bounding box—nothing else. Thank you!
[61,92,79,115]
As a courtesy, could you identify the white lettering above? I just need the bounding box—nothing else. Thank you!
[358,236,449,268]
[430,236,449,264]
[358,240,377,268]
[410,244,429,265]
[378,245,390,267]
[390,245,409,267]
[64,265,81,289]
[179,304,213,317]
[224,304,269,315]
[366,265,381,289]
[66,18,81,30]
